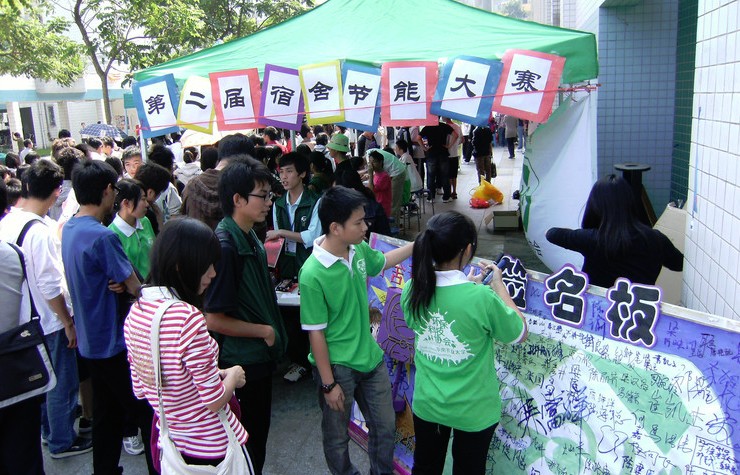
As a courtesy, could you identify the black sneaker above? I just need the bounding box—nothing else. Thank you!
[50,437,93,459]
[78,417,92,434]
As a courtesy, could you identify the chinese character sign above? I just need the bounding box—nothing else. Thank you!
[133,74,180,139]
[493,49,566,123]
[544,265,588,327]
[499,255,528,309]
[430,56,503,127]
[298,61,344,125]
[381,61,438,127]
[260,64,304,131]
[209,69,262,131]
[605,278,661,348]
[338,62,381,132]
[176,76,215,134]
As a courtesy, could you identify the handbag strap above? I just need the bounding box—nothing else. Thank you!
[148,299,239,445]
[6,240,41,325]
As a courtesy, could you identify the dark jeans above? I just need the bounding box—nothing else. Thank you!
[280,306,310,369]
[426,154,450,200]
[506,137,516,158]
[235,368,273,475]
[86,351,155,475]
[0,397,44,475]
[411,414,497,475]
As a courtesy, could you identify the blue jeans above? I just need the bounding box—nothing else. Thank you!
[313,362,395,475]
[41,328,79,453]
[517,125,526,149]
[425,154,450,201]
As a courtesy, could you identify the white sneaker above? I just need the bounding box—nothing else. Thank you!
[123,435,145,455]
[283,363,308,383]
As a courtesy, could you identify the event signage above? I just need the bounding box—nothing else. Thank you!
[132,73,180,138]
[298,61,345,125]
[493,49,566,123]
[380,61,438,127]
[209,69,262,131]
[259,64,305,131]
[176,76,215,134]
[430,56,503,127]
[338,62,382,132]
[361,234,740,475]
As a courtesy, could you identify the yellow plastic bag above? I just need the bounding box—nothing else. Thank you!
[471,177,504,204]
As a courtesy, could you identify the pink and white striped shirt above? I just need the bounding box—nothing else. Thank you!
[124,286,248,459]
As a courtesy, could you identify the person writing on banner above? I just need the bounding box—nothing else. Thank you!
[124,218,251,471]
[401,211,527,475]
[546,174,684,288]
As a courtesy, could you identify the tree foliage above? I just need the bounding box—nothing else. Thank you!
[0,2,84,86]
[499,0,527,19]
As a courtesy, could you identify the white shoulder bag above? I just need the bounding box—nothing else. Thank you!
[150,299,253,475]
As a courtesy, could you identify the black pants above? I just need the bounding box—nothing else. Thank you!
[235,368,273,475]
[280,306,310,369]
[411,414,497,475]
[506,137,516,158]
[0,397,44,475]
[426,154,450,200]
[86,351,155,475]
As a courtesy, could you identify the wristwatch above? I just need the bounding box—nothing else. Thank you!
[321,381,337,393]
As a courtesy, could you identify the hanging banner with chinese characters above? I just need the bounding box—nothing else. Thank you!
[209,69,262,131]
[338,62,381,132]
[259,64,304,131]
[176,76,215,134]
[132,74,180,139]
[430,56,502,127]
[360,233,740,475]
[493,49,566,123]
[381,61,438,127]
[298,61,344,125]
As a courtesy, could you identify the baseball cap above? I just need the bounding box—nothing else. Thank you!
[327,133,349,153]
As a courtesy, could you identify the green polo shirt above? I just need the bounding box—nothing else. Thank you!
[108,215,155,278]
[299,236,386,372]
[401,270,525,432]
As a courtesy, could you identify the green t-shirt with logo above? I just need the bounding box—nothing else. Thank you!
[401,274,525,431]
[299,239,386,372]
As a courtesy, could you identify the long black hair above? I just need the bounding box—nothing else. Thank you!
[145,217,221,307]
[408,211,477,320]
[581,174,649,259]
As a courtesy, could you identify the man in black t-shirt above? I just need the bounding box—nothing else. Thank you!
[420,120,455,202]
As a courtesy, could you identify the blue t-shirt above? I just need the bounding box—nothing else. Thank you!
[62,216,133,359]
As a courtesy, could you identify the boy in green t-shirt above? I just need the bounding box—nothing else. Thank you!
[299,186,412,475]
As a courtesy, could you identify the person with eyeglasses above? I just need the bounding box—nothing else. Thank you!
[203,155,288,475]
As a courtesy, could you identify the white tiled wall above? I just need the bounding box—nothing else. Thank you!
[683,0,740,321]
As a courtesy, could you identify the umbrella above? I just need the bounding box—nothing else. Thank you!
[80,123,129,140]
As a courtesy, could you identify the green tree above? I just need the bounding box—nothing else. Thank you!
[499,0,527,19]
[198,0,312,44]
[0,2,84,86]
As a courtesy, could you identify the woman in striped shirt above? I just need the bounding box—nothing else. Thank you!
[124,218,249,466]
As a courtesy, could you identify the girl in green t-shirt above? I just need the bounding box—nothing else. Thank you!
[402,211,528,475]
[108,179,155,279]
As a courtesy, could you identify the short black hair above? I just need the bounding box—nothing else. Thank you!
[121,136,138,148]
[318,186,367,234]
[200,146,218,171]
[395,138,409,153]
[22,159,64,200]
[5,152,20,169]
[148,144,175,171]
[278,152,309,176]
[75,143,93,159]
[315,133,328,146]
[105,156,124,177]
[101,136,115,147]
[5,178,21,207]
[218,155,273,217]
[24,152,40,165]
[55,147,85,180]
[248,134,265,147]
[368,150,384,167]
[72,160,118,206]
[134,163,171,196]
[300,123,311,137]
[121,146,142,164]
[58,129,71,139]
[262,126,279,141]
[87,137,103,149]
[23,139,32,147]
[218,133,255,161]
[295,143,311,157]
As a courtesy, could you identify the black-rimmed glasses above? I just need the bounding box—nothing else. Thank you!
[248,191,276,202]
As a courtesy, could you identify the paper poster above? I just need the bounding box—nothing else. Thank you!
[299,61,344,125]
[176,76,215,134]
[338,62,381,132]
[209,69,262,131]
[493,49,565,123]
[132,74,180,139]
[381,61,438,127]
[260,64,304,131]
[430,56,503,127]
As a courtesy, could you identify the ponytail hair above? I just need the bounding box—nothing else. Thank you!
[408,211,477,320]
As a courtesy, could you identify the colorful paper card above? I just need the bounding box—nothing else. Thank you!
[133,74,180,139]
[338,62,381,132]
[260,64,304,131]
[493,49,566,123]
[381,61,438,127]
[299,61,344,125]
[430,56,503,127]
[176,76,215,134]
[208,69,262,131]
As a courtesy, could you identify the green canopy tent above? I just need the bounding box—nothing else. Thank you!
[134,0,597,85]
